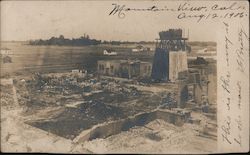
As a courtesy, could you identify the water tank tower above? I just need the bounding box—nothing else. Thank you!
[151,29,190,82]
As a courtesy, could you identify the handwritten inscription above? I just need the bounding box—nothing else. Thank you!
[234,115,242,146]
[223,97,231,111]
[233,23,248,148]
[219,9,248,150]
[109,2,247,22]
[236,81,242,109]
[177,12,245,22]
[236,27,249,73]
[223,22,233,67]
[220,71,230,94]
[221,116,232,144]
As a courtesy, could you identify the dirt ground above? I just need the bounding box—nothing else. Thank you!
[8,73,166,140]
[1,41,217,153]
[82,119,216,154]
[1,107,216,153]
[1,76,217,153]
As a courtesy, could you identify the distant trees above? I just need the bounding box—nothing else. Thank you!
[29,34,158,46]
[188,41,216,47]
[29,35,101,46]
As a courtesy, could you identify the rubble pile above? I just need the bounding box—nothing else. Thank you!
[84,119,216,153]
[13,79,33,108]
[11,72,216,144]
[90,81,138,103]
[15,73,96,109]
[14,72,152,139]
[28,73,85,94]
[136,94,161,110]
[79,100,125,120]
[20,73,142,107]
[0,84,14,110]
[99,78,141,97]
[13,72,148,117]
[160,92,178,108]
[29,100,125,139]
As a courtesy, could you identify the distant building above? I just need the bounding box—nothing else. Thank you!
[0,48,12,63]
[97,60,152,79]
[72,69,87,77]
[132,45,144,52]
[131,45,152,52]
[197,48,208,53]
[103,49,117,56]
[0,48,12,55]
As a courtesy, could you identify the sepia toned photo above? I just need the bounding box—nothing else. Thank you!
[0,0,249,154]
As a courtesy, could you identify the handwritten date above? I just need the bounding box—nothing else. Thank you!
[109,2,247,22]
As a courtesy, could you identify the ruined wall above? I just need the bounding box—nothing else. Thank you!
[97,61,121,76]
[151,48,169,81]
[169,51,188,82]
[207,74,217,104]
[74,109,188,143]
[139,63,152,77]
[98,60,152,79]
[193,84,203,105]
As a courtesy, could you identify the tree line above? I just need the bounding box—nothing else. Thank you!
[29,35,156,46]
[29,35,101,46]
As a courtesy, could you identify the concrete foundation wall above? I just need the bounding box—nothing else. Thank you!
[97,61,121,76]
[169,51,188,82]
[97,60,152,78]
[139,63,152,77]
[74,109,188,143]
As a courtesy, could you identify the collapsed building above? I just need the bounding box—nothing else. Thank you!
[150,29,214,110]
[1,31,216,148]
[150,29,191,108]
[187,57,216,112]
[96,29,213,110]
[97,60,152,79]
[151,29,190,82]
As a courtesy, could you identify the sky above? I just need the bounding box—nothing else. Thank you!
[0,0,223,42]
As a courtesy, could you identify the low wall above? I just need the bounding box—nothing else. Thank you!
[73,109,190,143]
